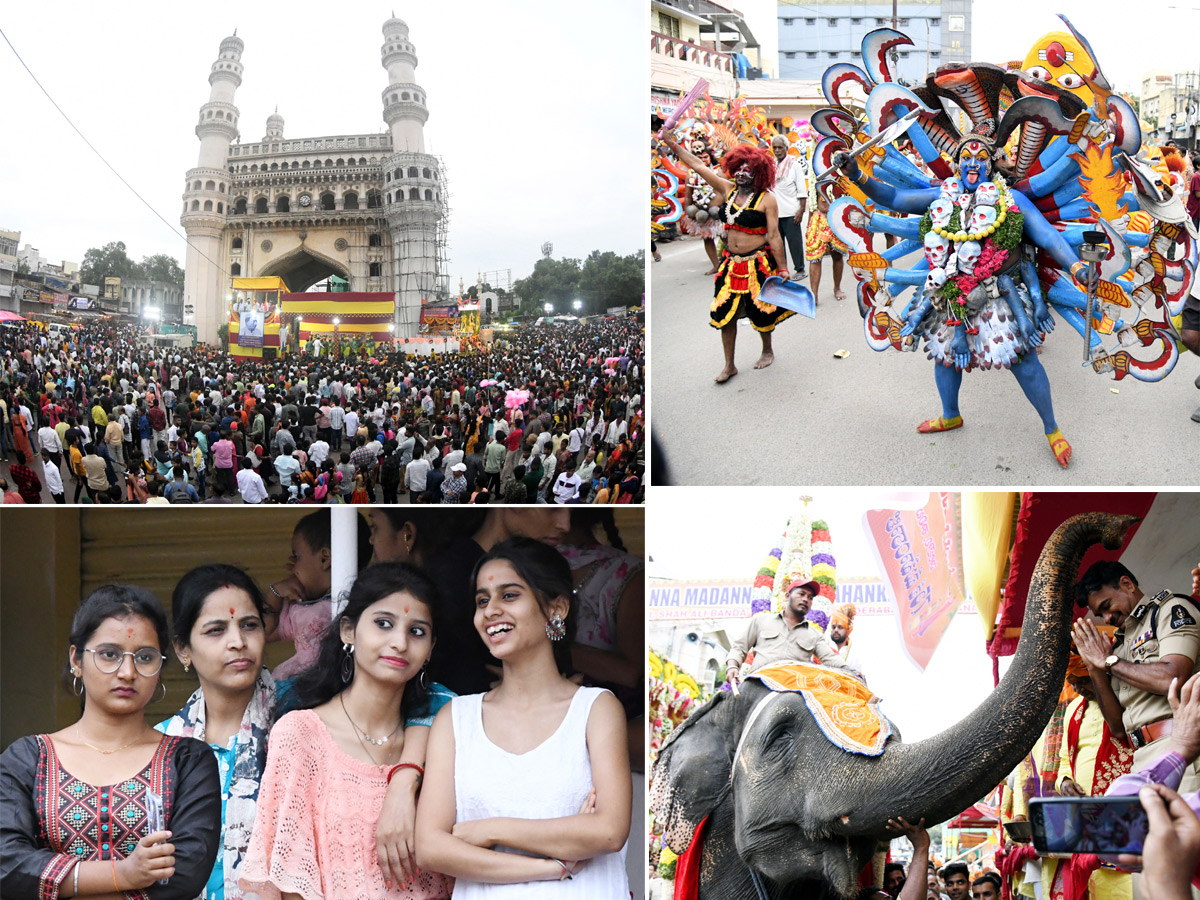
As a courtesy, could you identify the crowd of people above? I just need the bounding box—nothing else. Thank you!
[0,506,645,899]
[0,314,644,506]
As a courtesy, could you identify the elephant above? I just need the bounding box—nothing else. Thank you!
[650,512,1138,900]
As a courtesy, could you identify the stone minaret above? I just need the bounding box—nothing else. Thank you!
[181,33,243,344]
[380,16,444,336]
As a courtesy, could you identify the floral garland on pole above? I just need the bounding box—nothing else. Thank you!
[772,507,814,613]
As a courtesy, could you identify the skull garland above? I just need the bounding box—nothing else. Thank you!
[924,267,948,295]
[975,182,1001,206]
[929,197,955,229]
[940,177,964,201]
[957,241,983,275]
[968,205,998,235]
[924,232,952,268]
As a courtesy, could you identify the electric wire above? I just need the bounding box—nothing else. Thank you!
[0,24,234,282]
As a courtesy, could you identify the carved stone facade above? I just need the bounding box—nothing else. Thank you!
[180,18,446,345]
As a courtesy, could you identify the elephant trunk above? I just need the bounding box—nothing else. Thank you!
[832,512,1138,835]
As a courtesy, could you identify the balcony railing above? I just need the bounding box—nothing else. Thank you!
[650,32,734,74]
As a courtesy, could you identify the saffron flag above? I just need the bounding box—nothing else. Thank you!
[863,492,966,671]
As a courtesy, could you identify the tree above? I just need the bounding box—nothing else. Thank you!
[79,241,142,287]
[578,249,646,314]
[512,256,582,312]
[16,259,29,275]
[140,254,184,288]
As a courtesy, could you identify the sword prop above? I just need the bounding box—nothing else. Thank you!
[815,107,924,186]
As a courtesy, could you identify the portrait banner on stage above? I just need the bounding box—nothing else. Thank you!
[240,309,264,347]
[863,492,966,672]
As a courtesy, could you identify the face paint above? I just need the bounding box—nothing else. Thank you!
[957,141,991,191]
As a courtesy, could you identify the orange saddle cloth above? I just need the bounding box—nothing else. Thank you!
[748,661,893,756]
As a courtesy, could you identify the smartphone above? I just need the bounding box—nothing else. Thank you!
[1029,796,1148,857]
[145,790,170,885]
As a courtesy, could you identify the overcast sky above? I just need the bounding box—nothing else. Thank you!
[0,1,643,287]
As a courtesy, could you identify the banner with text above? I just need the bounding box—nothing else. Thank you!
[863,492,966,672]
[647,577,978,622]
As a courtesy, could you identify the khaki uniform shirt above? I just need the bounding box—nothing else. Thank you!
[1110,588,1200,782]
[729,612,849,673]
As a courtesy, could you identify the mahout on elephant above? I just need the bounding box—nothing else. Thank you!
[651,512,1139,900]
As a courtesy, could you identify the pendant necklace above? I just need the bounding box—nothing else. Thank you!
[339,692,401,747]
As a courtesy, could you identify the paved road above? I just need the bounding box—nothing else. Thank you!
[651,237,1200,486]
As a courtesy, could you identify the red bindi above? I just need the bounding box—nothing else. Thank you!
[230,608,236,617]
[404,606,409,614]
[487,575,494,582]
[127,627,134,638]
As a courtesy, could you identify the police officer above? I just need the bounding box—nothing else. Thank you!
[1072,560,1200,792]
[725,580,849,686]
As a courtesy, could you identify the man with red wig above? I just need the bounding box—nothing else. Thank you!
[659,135,796,383]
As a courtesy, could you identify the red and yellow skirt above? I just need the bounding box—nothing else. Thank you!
[711,246,795,332]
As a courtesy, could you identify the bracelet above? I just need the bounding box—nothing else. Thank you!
[73,861,80,896]
[387,762,424,785]
[855,168,869,185]
[111,855,120,892]
[554,858,573,881]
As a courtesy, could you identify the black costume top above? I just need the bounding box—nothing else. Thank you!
[717,191,768,235]
[0,733,220,900]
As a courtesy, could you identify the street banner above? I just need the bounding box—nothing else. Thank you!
[240,308,264,347]
[862,492,966,671]
[646,576,979,622]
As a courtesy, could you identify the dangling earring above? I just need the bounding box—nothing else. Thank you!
[157,682,168,702]
[341,642,355,684]
[545,615,566,642]
[419,665,428,690]
[71,670,83,697]
[181,660,191,673]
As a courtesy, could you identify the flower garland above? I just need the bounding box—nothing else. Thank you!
[937,205,1024,310]
[751,543,783,614]
[810,519,837,602]
[772,508,813,612]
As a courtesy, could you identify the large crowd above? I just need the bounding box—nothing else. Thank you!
[0,315,644,505]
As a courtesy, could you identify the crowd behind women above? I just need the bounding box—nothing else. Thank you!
[0,315,644,505]
[0,507,643,899]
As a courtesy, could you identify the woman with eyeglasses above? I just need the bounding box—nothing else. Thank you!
[155,565,275,900]
[0,584,221,899]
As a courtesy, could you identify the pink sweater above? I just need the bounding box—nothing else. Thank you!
[240,709,452,900]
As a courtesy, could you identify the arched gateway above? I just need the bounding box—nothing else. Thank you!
[180,18,448,345]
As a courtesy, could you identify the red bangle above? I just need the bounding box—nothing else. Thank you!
[387,762,424,784]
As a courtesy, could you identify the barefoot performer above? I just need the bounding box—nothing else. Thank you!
[659,137,796,383]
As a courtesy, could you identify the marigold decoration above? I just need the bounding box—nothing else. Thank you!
[751,544,783,614]
[810,519,837,602]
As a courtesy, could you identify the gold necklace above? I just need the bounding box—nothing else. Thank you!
[76,724,149,755]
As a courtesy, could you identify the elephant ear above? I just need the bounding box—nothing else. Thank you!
[650,690,742,854]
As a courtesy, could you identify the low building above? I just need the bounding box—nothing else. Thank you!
[0,229,18,312]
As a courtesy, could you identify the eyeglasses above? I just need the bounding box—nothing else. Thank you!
[84,646,166,676]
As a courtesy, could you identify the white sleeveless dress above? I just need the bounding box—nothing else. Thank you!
[450,687,630,898]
